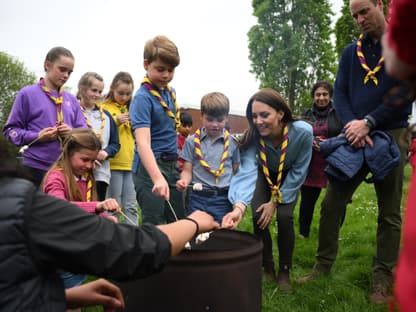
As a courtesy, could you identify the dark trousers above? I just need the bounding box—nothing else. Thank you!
[299,185,322,237]
[23,166,46,187]
[133,159,185,225]
[315,128,407,282]
[251,172,296,270]
[96,181,108,201]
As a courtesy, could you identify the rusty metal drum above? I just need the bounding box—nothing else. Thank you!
[116,229,263,312]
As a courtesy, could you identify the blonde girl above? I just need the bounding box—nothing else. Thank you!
[77,72,120,201]
[101,72,138,225]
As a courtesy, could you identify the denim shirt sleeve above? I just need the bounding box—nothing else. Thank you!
[228,144,258,206]
[280,124,313,203]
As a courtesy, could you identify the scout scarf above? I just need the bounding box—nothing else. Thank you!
[116,102,130,128]
[194,128,229,184]
[39,78,64,144]
[259,125,288,204]
[81,105,105,141]
[117,103,127,114]
[85,172,93,202]
[141,77,180,131]
[57,166,93,202]
[356,34,384,85]
[39,78,64,124]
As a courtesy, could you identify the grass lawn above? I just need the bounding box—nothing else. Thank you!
[83,165,411,312]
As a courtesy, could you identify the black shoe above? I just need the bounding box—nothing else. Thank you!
[263,263,276,282]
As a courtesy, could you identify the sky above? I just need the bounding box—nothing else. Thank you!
[0,0,344,116]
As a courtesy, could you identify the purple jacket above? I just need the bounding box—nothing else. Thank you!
[3,83,87,170]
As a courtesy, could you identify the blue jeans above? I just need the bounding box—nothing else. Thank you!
[189,192,232,224]
[107,170,138,225]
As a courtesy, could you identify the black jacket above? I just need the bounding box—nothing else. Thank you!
[0,177,171,311]
[302,103,343,138]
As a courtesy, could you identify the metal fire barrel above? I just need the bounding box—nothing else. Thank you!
[116,229,263,312]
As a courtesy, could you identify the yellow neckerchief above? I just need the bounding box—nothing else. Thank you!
[81,104,105,141]
[258,125,288,204]
[194,128,229,184]
[356,34,384,85]
[141,77,180,131]
[39,78,64,144]
[73,172,92,202]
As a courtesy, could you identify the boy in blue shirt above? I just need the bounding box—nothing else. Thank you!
[176,92,240,223]
[130,35,185,225]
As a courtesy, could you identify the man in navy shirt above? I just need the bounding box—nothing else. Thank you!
[298,0,412,305]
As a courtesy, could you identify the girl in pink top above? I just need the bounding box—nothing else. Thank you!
[42,128,121,289]
[43,128,121,217]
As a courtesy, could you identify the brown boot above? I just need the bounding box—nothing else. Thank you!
[277,266,293,294]
[296,264,330,285]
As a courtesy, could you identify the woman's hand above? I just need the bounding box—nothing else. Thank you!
[221,203,245,229]
[256,200,276,229]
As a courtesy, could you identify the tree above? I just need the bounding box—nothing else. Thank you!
[0,51,36,127]
[247,0,336,113]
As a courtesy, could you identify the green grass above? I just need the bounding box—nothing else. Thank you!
[84,165,411,312]
[238,165,410,312]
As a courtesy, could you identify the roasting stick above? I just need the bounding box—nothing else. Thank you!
[18,136,42,154]
[166,200,179,221]
[118,195,210,248]
[118,210,137,225]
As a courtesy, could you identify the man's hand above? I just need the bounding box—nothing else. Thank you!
[344,119,374,148]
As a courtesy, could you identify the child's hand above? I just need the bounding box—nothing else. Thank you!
[176,179,188,192]
[106,215,118,223]
[96,150,108,161]
[65,278,125,310]
[96,198,121,214]
[57,123,72,137]
[38,127,58,142]
[117,113,130,124]
[152,177,170,200]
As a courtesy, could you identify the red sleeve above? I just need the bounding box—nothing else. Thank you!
[178,134,186,150]
[42,170,99,215]
[387,0,416,67]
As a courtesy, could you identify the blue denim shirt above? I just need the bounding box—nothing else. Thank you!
[228,120,313,206]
